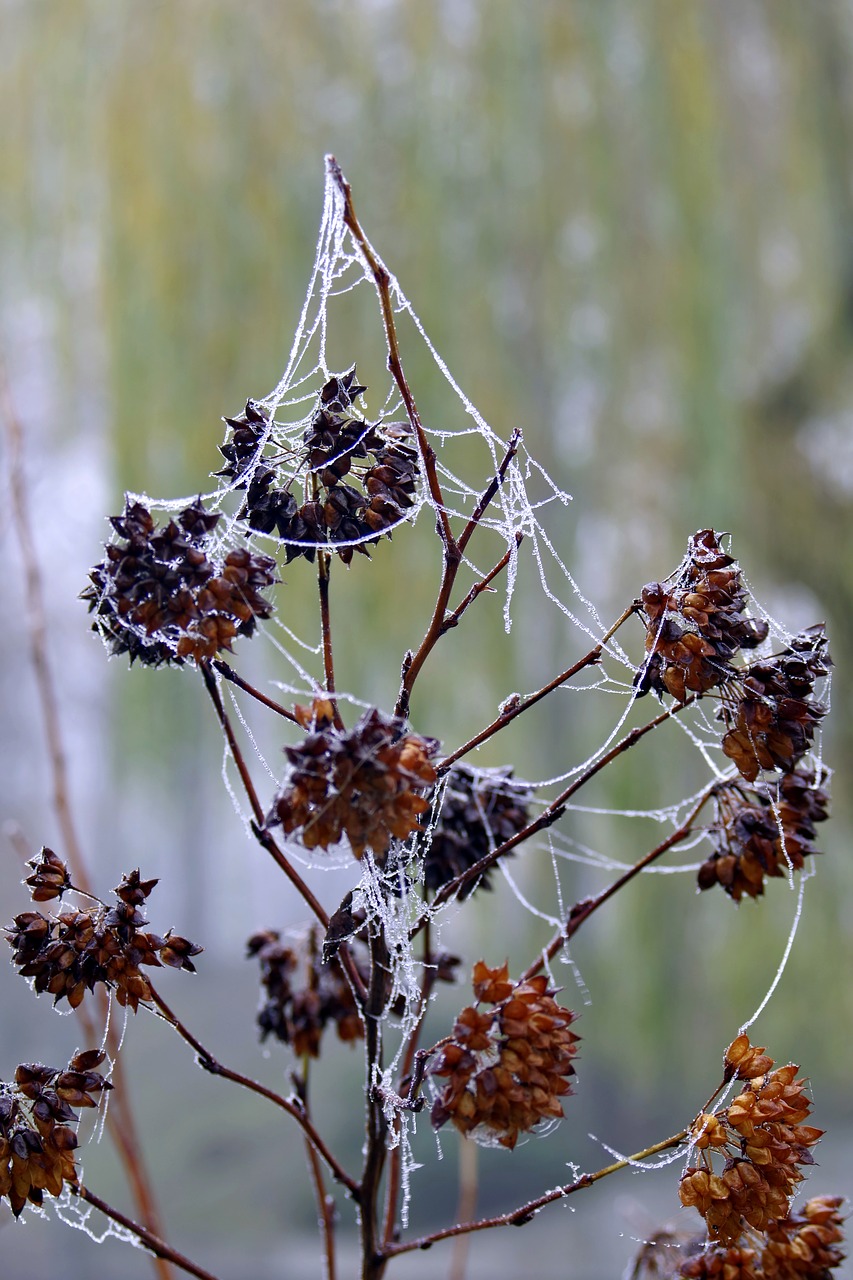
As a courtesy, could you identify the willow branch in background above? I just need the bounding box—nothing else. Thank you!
[0,359,175,1280]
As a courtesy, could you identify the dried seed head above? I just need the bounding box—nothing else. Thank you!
[635,531,768,703]
[419,765,532,897]
[82,498,277,666]
[5,870,201,1013]
[720,627,830,782]
[680,1037,824,1246]
[430,961,579,1149]
[269,707,439,861]
[699,768,829,902]
[24,848,72,903]
[220,369,420,563]
[0,1053,111,1217]
[760,1195,846,1279]
[247,926,364,1057]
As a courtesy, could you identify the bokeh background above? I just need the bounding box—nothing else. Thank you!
[1,2,851,1278]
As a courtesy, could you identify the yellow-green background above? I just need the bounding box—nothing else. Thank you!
[1,3,851,1277]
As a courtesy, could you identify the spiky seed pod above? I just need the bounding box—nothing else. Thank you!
[0,1052,111,1217]
[24,848,71,903]
[698,768,829,901]
[720,627,830,782]
[5,870,201,1013]
[679,1037,823,1246]
[760,1196,846,1279]
[635,531,768,703]
[269,707,439,861]
[430,961,579,1150]
[221,369,420,563]
[247,926,364,1057]
[82,498,277,666]
[419,764,532,897]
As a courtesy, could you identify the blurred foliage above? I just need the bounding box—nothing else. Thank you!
[2,1,853,1275]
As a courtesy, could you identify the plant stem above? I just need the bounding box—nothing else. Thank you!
[360,927,391,1280]
[395,433,523,718]
[148,985,359,1198]
[381,1130,688,1259]
[439,602,638,770]
[425,696,694,916]
[1,360,174,1280]
[74,1186,223,1280]
[317,550,345,729]
[212,659,299,722]
[521,782,718,980]
[199,660,265,824]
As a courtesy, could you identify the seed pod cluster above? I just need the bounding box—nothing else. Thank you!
[246,926,363,1057]
[635,530,768,703]
[720,627,829,783]
[82,498,276,665]
[420,765,532,898]
[0,1050,111,1217]
[679,1036,823,1247]
[6,860,202,1013]
[218,369,420,564]
[430,961,579,1150]
[269,704,439,861]
[698,767,829,901]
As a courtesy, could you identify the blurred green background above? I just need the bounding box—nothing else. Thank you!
[1,2,852,1278]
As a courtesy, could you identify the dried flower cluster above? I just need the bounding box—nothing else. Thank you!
[82,498,276,665]
[246,927,363,1056]
[0,1051,111,1217]
[679,1036,823,1246]
[720,628,829,783]
[430,961,579,1149]
[218,369,419,563]
[6,854,201,1012]
[269,703,439,860]
[635,530,768,703]
[698,767,829,901]
[420,764,532,897]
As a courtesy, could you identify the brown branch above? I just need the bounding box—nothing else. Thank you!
[1,361,175,1280]
[212,659,299,722]
[521,782,719,981]
[317,551,345,730]
[74,1185,223,1280]
[147,985,360,1198]
[381,1129,688,1259]
[199,660,264,825]
[394,432,524,718]
[439,602,639,770]
[440,533,523,635]
[327,156,453,551]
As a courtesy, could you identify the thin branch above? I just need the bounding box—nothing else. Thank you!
[395,433,523,718]
[327,156,453,550]
[74,1185,223,1280]
[424,696,693,920]
[521,782,719,981]
[199,661,264,825]
[147,984,360,1198]
[440,533,523,634]
[1,362,175,1280]
[381,1129,688,1259]
[305,1136,338,1280]
[317,551,345,730]
[212,659,299,722]
[439,602,639,770]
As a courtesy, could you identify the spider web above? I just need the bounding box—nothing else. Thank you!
[86,159,832,1236]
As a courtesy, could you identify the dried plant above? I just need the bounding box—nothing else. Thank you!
[2,160,844,1280]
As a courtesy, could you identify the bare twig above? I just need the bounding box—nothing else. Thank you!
[440,602,638,770]
[1,360,175,1280]
[212,659,299,722]
[381,1130,688,1259]
[148,985,359,1198]
[317,550,345,730]
[521,782,719,980]
[74,1186,224,1280]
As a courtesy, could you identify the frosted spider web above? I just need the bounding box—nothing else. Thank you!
[82,158,833,1241]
